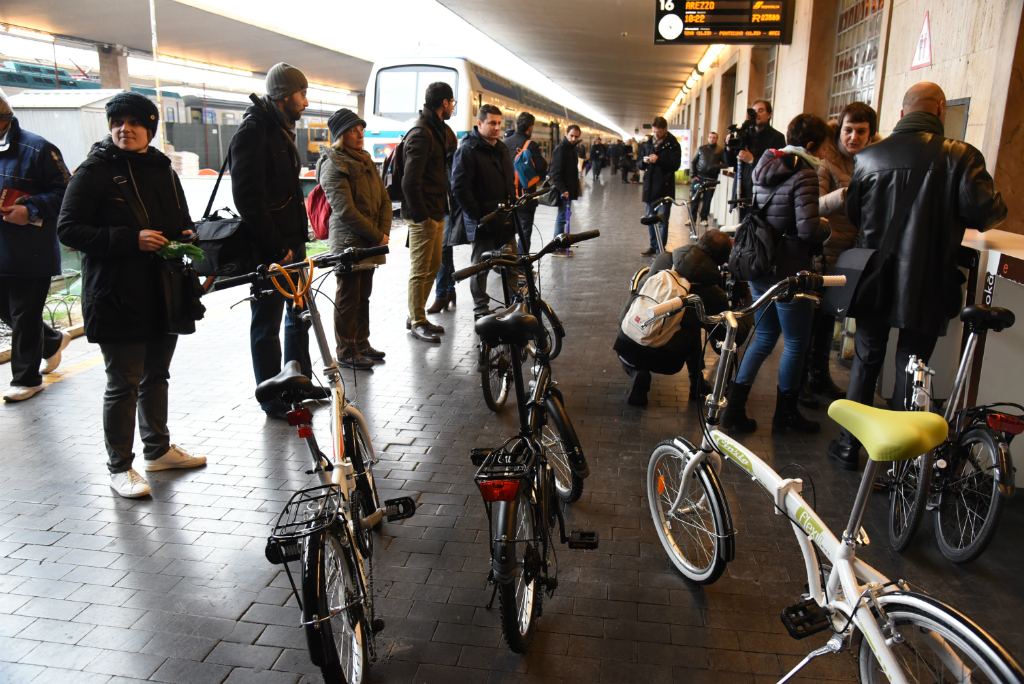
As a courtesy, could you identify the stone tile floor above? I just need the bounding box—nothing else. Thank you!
[0,172,1021,683]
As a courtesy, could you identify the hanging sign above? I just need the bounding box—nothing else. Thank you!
[654,0,794,45]
[911,12,932,70]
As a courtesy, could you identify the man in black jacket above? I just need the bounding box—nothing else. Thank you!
[590,138,606,179]
[402,82,456,343]
[229,62,320,418]
[452,104,516,318]
[608,139,623,175]
[639,117,682,256]
[690,131,725,224]
[615,230,749,406]
[827,82,1008,470]
[549,125,582,255]
[725,100,786,218]
[503,112,548,253]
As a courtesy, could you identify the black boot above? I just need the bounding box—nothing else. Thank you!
[772,386,820,434]
[799,375,820,409]
[828,437,860,471]
[687,371,713,402]
[627,369,651,407]
[808,311,846,399]
[808,366,847,399]
[721,383,757,433]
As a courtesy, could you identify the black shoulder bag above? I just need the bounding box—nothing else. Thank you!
[192,152,257,277]
[822,134,945,319]
[111,171,206,335]
[728,184,783,282]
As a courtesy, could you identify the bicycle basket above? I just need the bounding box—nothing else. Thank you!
[265,484,344,565]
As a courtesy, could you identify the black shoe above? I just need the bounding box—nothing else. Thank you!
[627,370,651,406]
[772,387,820,434]
[264,402,289,420]
[808,368,847,399]
[360,345,386,360]
[306,386,331,400]
[721,382,757,433]
[406,317,444,335]
[339,355,374,370]
[474,309,494,321]
[640,248,657,257]
[828,438,860,471]
[799,378,820,409]
[409,322,440,343]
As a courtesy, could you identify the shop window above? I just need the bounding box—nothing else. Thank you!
[828,0,885,119]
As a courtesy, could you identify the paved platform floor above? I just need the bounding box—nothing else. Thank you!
[1,172,1021,684]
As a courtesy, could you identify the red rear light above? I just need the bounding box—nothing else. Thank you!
[987,413,1024,435]
[297,425,313,438]
[287,408,312,426]
[477,480,520,502]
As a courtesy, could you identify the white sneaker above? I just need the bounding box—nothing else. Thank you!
[41,331,72,374]
[144,444,207,471]
[3,384,44,403]
[110,469,151,498]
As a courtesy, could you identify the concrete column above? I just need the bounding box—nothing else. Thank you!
[97,45,130,91]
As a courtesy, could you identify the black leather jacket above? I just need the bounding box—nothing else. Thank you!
[691,144,725,180]
[847,112,1007,334]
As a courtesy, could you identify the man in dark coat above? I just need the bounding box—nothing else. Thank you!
[639,117,682,256]
[615,230,749,406]
[590,138,606,179]
[828,82,1007,470]
[725,99,786,218]
[503,112,548,253]
[451,104,516,318]
[229,62,321,418]
[402,82,456,343]
[608,139,623,174]
[690,131,725,224]
[0,92,71,402]
[549,126,582,253]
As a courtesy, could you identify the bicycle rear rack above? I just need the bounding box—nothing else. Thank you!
[265,484,344,566]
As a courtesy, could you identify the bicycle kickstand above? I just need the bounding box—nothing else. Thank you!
[485,583,498,610]
[776,634,843,684]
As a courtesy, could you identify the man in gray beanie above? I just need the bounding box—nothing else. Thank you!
[229,63,326,418]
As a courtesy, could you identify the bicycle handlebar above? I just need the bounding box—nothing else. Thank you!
[477,185,553,227]
[215,245,390,291]
[452,230,601,282]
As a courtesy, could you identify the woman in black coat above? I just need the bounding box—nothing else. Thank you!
[721,113,831,435]
[57,93,206,499]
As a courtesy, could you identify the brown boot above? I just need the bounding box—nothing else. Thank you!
[426,293,450,314]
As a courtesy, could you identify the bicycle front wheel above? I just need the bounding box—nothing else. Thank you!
[542,395,585,504]
[888,451,933,552]
[647,440,731,584]
[495,490,542,653]
[934,427,1006,563]
[481,342,513,412]
[303,530,369,684]
[856,591,1024,683]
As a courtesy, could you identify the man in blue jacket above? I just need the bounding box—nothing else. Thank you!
[0,92,71,402]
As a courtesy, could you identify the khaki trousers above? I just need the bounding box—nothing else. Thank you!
[407,217,444,325]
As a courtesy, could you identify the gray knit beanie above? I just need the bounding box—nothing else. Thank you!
[265,63,308,101]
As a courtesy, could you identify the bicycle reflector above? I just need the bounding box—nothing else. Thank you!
[477,480,519,502]
[287,407,312,426]
[987,413,1024,435]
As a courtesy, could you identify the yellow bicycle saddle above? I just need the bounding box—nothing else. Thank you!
[827,399,948,462]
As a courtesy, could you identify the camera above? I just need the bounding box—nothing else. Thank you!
[725,107,757,153]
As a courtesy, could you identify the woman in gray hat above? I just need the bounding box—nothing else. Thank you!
[315,108,392,369]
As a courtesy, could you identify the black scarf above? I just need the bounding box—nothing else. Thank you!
[892,111,945,136]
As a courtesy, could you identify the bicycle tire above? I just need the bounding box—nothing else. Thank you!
[539,304,563,361]
[647,439,731,584]
[888,451,933,552]
[302,529,369,684]
[349,425,382,530]
[934,427,1006,564]
[542,395,584,503]
[495,490,542,653]
[481,342,513,412]
[855,591,1024,683]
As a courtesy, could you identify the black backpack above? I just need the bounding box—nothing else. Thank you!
[728,185,782,282]
[382,140,407,202]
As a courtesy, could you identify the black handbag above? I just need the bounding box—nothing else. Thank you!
[192,152,257,277]
[536,186,561,207]
[822,134,945,319]
[110,171,206,335]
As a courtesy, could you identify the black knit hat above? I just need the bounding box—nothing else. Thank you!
[327,108,366,141]
[106,91,159,135]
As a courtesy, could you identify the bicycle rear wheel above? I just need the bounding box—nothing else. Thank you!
[347,419,381,527]
[934,427,1006,563]
[495,490,542,653]
[888,452,933,552]
[856,592,1024,683]
[647,439,731,584]
[481,342,513,412]
[542,395,585,503]
[538,304,563,361]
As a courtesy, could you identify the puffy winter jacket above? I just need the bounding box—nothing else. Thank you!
[816,124,882,270]
[315,145,391,267]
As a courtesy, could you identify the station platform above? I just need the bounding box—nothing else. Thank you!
[0,173,1021,684]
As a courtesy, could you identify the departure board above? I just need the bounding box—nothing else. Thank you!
[655,0,793,45]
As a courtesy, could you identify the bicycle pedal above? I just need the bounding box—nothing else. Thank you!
[781,598,831,639]
[371,618,386,634]
[567,530,599,550]
[384,497,417,522]
[471,448,492,466]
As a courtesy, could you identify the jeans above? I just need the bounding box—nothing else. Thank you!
[734,280,814,392]
[470,230,517,315]
[334,269,373,358]
[837,319,939,448]
[555,199,571,238]
[407,217,444,324]
[0,276,64,387]
[99,334,178,474]
[592,159,603,178]
[250,291,312,412]
[644,202,670,252]
[515,201,538,254]
[434,245,455,300]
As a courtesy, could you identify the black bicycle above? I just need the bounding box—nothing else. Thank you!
[216,247,417,682]
[453,230,599,653]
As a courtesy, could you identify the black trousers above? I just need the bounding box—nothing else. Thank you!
[470,231,517,315]
[695,183,716,221]
[0,276,64,388]
[334,269,374,359]
[515,201,538,254]
[838,318,939,448]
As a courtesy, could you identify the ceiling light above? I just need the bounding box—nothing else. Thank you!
[7,27,54,42]
[697,44,727,74]
[685,71,699,90]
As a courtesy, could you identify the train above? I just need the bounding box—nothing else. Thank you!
[362,57,619,164]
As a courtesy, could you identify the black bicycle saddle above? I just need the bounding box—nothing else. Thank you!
[960,304,1015,333]
[255,360,314,404]
[475,306,540,348]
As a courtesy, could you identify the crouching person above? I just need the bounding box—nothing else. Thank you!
[614,230,749,406]
[57,92,206,498]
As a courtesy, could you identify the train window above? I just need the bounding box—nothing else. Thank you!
[375,65,458,123]
[309,126,329,142]
[166,107,175,123]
